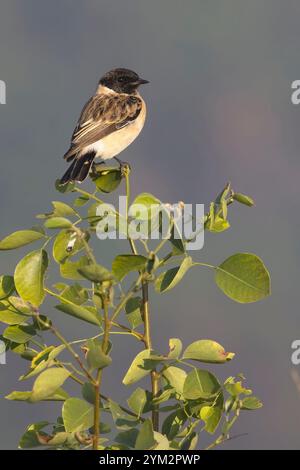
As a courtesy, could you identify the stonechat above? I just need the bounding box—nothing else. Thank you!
[60,68,148,184]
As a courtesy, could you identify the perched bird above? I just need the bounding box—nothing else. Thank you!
[60,68,149,185]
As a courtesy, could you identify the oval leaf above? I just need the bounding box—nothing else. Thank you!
[122,349,152,386]
[183,339,235,364]
[55,303,101,326]
[60,256,90,280]
[3,325,36,343]
[44,217,72,229]
[53,230,84,264]
[155,256,192,293]
[0,275,15,299]
[163,366,187,396]
[78,263,113,283]
[14,249,48,307]
[63,398,94,432]
[30,368,71,402]
[92,167,122,193]
[0,230,45,250]
[112,255,147,281]
[86,338,112,371]
[183,369,221,400]
[215,253,270,303]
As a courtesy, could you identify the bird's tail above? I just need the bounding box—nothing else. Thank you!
[59,152,96,185]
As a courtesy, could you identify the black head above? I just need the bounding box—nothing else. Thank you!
[99,68,149,94]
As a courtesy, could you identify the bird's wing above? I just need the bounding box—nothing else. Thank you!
[64,93,143,161]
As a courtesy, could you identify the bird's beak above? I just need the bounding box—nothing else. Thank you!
[137,78,149,85]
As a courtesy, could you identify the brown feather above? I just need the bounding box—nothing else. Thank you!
[64,93,142,161]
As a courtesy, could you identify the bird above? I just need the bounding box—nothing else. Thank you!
[59,68,149,185]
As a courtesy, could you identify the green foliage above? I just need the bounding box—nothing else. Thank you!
[62,398,94,432]
[14,250,48,307]
[215,253,270,303]
[0,168,270,450]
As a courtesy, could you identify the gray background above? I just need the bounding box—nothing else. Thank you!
[0,0,300,449]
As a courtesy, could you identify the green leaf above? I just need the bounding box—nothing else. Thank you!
[92,167,122,193]
[55,179,75,193]
[127,388,147,417]
[86,338,112,371]
[9,296,33,314]
[114,429,139,448]
[6,388,69,402]
[183,340,235,364]
[200,394,223,434]
[63,398,94,433]
[18,422,49,448]
[200,407,222,434]
[19,345,65,381]
[30,368,71,402]
[169,225,186,255]
[58,283,88,305]
[162,409,187,440]
[153,432,170,450]
[78,263,113,283]
[131,193,161,221]
[125,297,143,329]
[215,182,231,205]
[123,349,152,386]
[215,253,271,303]
[14,249,48,307]
[44,217,72,229]
[152,389,174,405]
[55,303,101,326]
[135,419,156,450]
[240,396,263,410]
[74,195,90,207]
[112,254,147,281]
[53,230,84,264]
[155,256,193,293]
[206,216,230,233]
[0,302,29,325]
[167,338,182,359]
[183,369,221,400]
[6,391,33,401]
[0,275,15,299]
[51,201,78,217]
[180,432,198,450]
[232,192,255,207]
[0,230,45,250]
[81,382,96,405]
[163,367,187,396]
[109,400,139,430]
[60,256,90,280]
[38,200,78,218]
[225,379,252,397]
[3,325,36,343]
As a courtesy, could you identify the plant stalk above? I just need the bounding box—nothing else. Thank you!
[93,298,111,450]
[141,280,160,431]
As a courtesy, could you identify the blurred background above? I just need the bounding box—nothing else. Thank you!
[0,0,300,449]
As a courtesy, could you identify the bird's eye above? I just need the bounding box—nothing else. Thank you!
[118,76,126,83]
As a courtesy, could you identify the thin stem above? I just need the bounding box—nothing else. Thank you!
[93,369,101,450]
[192,262,216,270]
[124,169,160,431]
[35,312,96,384]
[73,187,105,206]
[93,298,111,450]
[110,274,143,322]
[141,281,160,432]
[125,169,138,255]
[111,321,144,341]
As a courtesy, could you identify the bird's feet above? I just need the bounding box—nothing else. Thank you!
[114,157,131,176]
